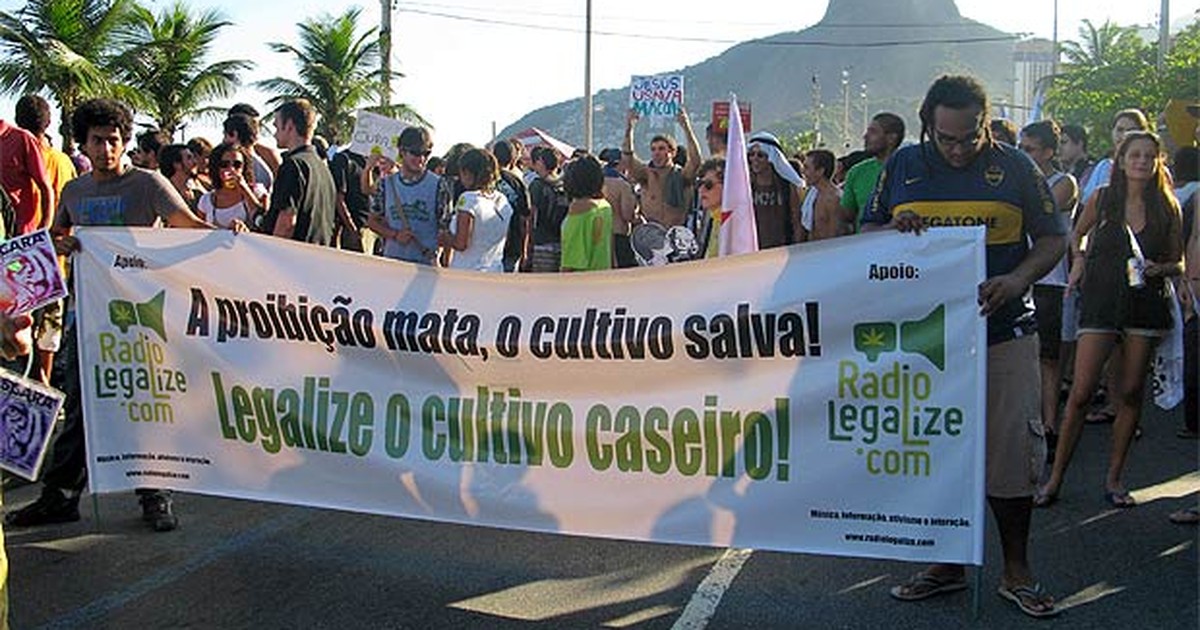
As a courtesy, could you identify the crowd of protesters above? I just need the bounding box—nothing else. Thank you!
[0,72,1196,621]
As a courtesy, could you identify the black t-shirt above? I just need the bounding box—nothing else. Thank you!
[264,145,336,246]
[330,150,370,226]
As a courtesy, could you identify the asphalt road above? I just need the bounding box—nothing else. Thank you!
[4,403,1196,629]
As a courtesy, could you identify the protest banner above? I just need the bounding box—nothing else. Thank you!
[711,100,752,135]
[76,227,987,564]
[349,110,410,161]
[629,74,685,124]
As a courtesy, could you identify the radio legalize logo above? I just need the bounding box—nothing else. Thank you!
[93,290,188,423]
[827,305,966,477]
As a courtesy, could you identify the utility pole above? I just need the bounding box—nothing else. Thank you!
[811,74,822,148]
[584,0,593,151]
[1157,0,1170,72]
[380,0,393,108]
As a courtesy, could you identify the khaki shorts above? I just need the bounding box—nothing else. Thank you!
[986,334,1046,498]
[34,299,63,353]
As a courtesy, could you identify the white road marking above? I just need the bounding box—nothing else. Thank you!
[671,548,754,630]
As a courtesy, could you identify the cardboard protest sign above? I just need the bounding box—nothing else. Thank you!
[349,110,410,161]
[0,230,68,316]
[0,369,65,480]
[630,74,685,123]
[712,100,752,135]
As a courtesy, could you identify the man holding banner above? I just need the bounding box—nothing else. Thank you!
[863,75,1066,618]
[7,98,216,533]
[620,108,702,228]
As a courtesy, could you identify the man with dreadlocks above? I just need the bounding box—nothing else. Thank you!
[862,75,1066,618]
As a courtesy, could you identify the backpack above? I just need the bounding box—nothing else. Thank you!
[531,176,569,244]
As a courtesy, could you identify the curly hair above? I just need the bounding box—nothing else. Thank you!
[71,99,133,146]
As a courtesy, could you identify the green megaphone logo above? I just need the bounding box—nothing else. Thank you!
[852,304,945,370]
[109,290,167,341]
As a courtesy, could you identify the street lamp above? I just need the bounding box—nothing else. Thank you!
[841,69,850,149]
[860,83,868,138]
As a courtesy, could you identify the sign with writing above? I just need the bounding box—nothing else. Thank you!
[76,227,987,564]
[0,229,67,316]
[712,101,753,135]
[349,110,410,161]
[630,74,686,123]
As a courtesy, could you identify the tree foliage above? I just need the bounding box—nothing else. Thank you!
[1048,19,1200,156]
[257,7,426,144]
[113,1,252,136]
[0,0,134,148]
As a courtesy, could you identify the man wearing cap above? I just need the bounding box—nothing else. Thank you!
[262,99,336,246]
[364,126,450,265]
[747,131,806,247]
[620,108,702,227]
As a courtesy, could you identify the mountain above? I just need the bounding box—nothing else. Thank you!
[497,0,1016,152]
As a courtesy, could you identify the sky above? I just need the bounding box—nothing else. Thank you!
[1,0,1197,149]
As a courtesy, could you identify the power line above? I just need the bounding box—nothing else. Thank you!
[396,1,1026,31]
[396,8,1021,46]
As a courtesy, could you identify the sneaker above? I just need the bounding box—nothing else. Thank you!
[139,492,178,532]
[5,487,80,527]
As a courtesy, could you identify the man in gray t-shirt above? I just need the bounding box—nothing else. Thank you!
[8,99,213,536]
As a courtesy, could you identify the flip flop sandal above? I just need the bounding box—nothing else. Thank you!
[998,583,1059,618]
[1104,490,1136,508]
[889,571,968,601]
[1169,507,1200,524]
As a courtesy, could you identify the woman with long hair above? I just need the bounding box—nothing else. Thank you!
[1037,131,1184,508]
[438,148,512,272]
[196,143,267,231]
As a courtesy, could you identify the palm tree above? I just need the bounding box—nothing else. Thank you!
[1059,19,1144,69]
[113,1,253,137]
[256,7,426,144]
[0,0,135,149]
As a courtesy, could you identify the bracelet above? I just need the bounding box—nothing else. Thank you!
[621,150,633,156]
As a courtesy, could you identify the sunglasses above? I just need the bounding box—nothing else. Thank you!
[220,160,244,168]
[747,150,768,159]
[696,178,719,191]
[404,148,432,157]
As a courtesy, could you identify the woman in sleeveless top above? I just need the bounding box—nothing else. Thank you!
[1037,131,1184,509]
[196,143,266,231]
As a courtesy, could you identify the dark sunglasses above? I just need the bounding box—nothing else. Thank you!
[220,160,244,168]
[695,178,719,191]
[404,148,432,157]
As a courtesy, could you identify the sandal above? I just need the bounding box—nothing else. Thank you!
[889,570,968,601]
[1104,490,1136,509]
[1033,487,1059,508]
[998,583,1059,618]
[1169,507,1199,524]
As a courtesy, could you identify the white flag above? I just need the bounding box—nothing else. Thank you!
[719,95,757,256]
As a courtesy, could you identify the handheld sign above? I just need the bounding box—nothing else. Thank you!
[349,110,410,161]
[0,229,68,316]
[0,368,64,480]
[629,74,685,124]
[711,100,752,135]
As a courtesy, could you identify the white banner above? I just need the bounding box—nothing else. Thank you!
[77,228,987,564]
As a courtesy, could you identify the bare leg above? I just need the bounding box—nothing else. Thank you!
[1039,356,1061,434]
[1106,334,1158,493]
[1043,332,1118,496]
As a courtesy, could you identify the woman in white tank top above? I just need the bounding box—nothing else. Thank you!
[197,143,268,230]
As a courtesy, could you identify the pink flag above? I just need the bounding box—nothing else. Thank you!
[719,95,757,256]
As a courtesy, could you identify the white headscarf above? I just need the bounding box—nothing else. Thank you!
[747,131,805,188]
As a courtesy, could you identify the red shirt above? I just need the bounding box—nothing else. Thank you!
[0,119,51,234]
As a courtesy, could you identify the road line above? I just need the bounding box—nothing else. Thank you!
[671,548,753,630]
[35,512,308,630]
